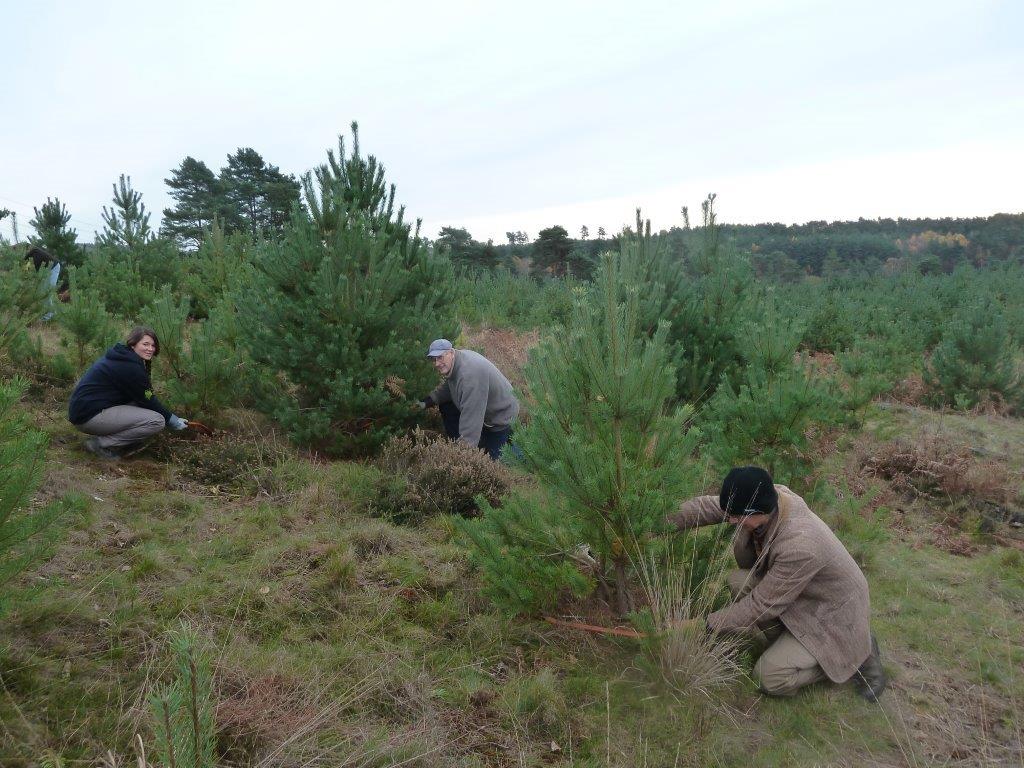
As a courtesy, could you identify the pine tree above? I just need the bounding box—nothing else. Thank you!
[703,302,837,481]
[301,121,409,246]
[183,218,255,318]
[616,210,685,337]
[70,247,154,319]
[925,298,1022,411]
[460,248,705,616]
[29,198,82,266]
[0,379,70,616]
[58,272,118,369]
[238,127,457,455]
[670,194,752,404]
[149,626,216,768]
[96,174,153,249]
[435,226,476,266]
[220,148,301,238]
[162,157,222,249]
[141,287,239,418]
[0,245,52,362]
[531,225,572,277]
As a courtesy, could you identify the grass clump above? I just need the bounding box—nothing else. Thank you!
[162,431,290,495]
[632,553,743,713]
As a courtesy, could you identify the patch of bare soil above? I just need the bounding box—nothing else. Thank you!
[461,325,541,397]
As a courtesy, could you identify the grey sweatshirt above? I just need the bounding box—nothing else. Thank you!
[430,349,520,446]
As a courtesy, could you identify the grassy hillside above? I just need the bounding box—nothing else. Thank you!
[2,332,1022,768]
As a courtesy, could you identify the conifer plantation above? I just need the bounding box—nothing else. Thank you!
[1,125,1024,766]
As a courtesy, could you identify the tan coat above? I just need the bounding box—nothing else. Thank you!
[667,485,872,682]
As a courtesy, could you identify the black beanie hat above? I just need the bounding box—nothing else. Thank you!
[719,466,778,516]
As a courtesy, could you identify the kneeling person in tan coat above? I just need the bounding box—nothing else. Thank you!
[669,466,887,700]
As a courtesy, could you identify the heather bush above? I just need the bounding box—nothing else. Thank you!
[373,430,512,523]
[863,436,1012,504]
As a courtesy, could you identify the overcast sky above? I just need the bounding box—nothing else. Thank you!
[2,0,1022,244]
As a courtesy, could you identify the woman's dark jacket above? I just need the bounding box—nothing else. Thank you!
[68,343,172,425]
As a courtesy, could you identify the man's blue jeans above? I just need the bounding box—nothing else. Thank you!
[439,401,513,461]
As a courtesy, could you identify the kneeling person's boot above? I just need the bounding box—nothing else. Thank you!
[854,634,887,702]
[84,437,121,461]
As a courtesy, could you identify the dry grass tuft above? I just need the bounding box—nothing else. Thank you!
[633,554,743,711]
[863,435,1013,504]
[215,671,319,760]
[890,371,927,406]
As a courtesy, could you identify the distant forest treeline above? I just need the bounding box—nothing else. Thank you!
[3,130,1022,283]
[467,212,1024,281]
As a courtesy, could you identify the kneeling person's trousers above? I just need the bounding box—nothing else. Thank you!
[76,405,165,449]
[439,401,513,461]
[725,568,827,697]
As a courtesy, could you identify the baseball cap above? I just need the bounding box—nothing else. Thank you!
[426,339,454,358]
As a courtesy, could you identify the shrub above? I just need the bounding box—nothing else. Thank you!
[372,430,512,523]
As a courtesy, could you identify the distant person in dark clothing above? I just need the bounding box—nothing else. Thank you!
[419,339,519,460]
[68,326,188,460]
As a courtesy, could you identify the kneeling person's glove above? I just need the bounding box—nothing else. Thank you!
[419,396,435,410]
[168,414,189,431]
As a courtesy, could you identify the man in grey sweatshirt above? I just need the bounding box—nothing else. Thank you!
[420,339,520,460]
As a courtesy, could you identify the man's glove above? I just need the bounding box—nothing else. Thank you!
[419,396,435,410]
[168,414,189,431]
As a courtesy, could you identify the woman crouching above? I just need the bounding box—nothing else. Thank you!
[68,326,188,460]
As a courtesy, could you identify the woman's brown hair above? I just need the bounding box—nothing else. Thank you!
[125,326,160,373]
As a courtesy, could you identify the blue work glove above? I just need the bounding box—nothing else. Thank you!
[168,414,189,431]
